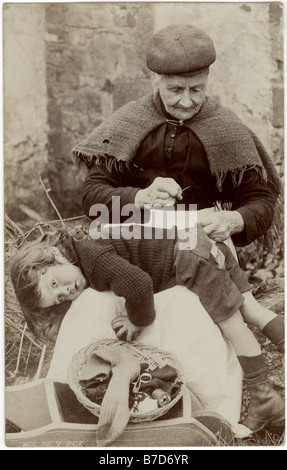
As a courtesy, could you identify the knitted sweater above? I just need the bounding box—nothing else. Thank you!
[69,226,212,327]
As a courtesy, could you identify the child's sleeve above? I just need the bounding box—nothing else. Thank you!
[89,251,156,327]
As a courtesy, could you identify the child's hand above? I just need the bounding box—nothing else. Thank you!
[112,315,142,342]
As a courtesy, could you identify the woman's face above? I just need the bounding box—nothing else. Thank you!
[37,262,87,309]
[158,71,208,121]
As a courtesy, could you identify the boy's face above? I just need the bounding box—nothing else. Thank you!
[38,262,87,309]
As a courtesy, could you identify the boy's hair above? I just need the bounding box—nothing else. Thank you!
[10,227,74,343]
[11,242,58,312]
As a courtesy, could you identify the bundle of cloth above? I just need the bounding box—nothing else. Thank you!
[47,285,249,441]
[79,355,180,411]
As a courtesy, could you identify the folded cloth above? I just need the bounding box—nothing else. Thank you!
[82,380,111,405]
[78,353,112,405]
[84,345,140,446]
[79,354,111,383]
[138,364,180,400]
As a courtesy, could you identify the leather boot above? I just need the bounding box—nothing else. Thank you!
[238,355,285,432]
[242,372,285,432]
[262,316,284,354]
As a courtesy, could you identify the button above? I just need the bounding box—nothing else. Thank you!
[167,148,172,152]
[171,134,175,138]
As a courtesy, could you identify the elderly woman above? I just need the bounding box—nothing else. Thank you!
[72,24,284,433]
[73,24,282,248]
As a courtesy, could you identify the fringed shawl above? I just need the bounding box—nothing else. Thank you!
[73,92,283,248]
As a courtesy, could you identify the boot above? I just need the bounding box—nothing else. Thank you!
[238,355,285,432]
[262,316,284,354]
[242,373,285,432]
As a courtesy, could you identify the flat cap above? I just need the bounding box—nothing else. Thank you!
[146,24,216,75]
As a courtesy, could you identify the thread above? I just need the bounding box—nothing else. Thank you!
[137,397,158,413]
[151,389,171,407]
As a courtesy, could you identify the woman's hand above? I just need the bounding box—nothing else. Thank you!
[197,209,245,242]
[134,177,183,208]
[111,315,143,342]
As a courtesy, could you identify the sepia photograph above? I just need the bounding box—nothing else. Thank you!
[3,1,285,450]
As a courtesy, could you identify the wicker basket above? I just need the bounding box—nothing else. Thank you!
[67,339,185,423]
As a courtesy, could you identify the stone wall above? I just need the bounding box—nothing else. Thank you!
[3,4,50,223]
[45,2,154,218]
[4,2,284,223]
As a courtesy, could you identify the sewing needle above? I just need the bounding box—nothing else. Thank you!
[181,185,191,193]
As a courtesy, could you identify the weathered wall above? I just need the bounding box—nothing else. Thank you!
[45,2,154,217]
[4,2,284,223]
[3,4,50,223]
